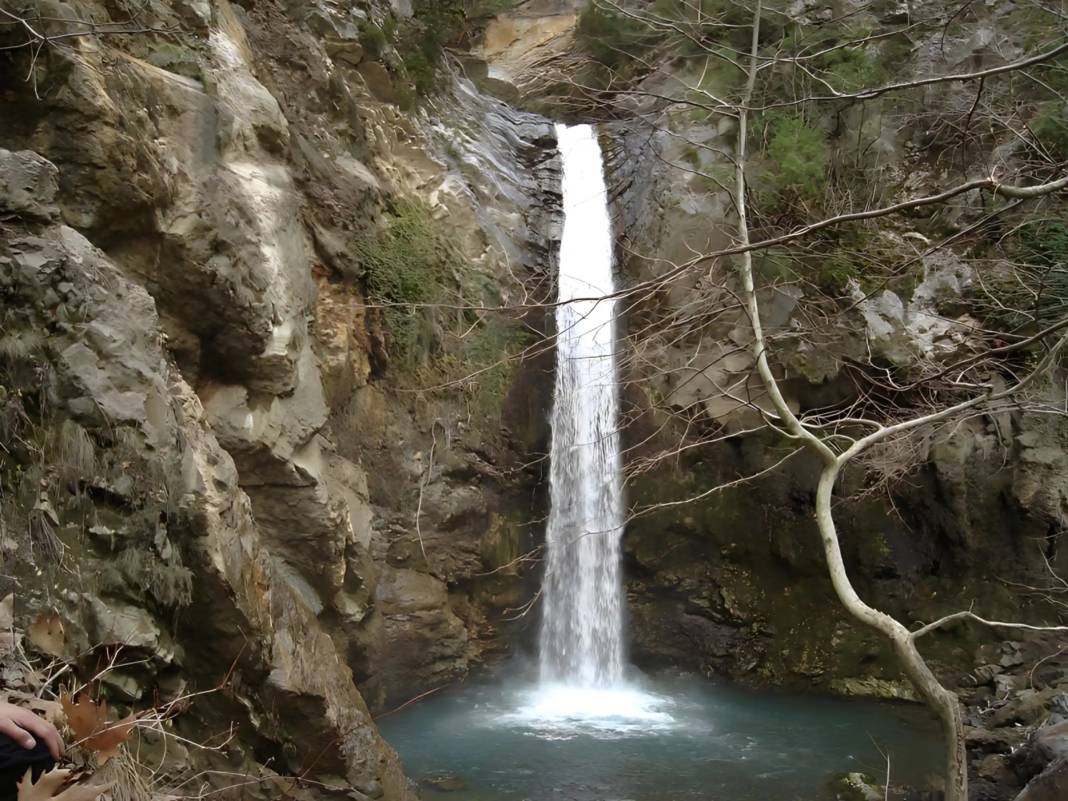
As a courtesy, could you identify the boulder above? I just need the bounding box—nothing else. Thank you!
[353,569,469,709]
[1015,757,1068,801]
[834,772,883,801]
[0,150,59,221]
[830,677,919,702]
[1035,720,1068,762]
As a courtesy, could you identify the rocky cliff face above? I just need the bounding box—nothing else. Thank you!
[0,0,558,795]
[476,0,1068,743]
[600,4,1068,701]
[471,5,1067,797]
[1,146,412,798]
[2,0,1066,798]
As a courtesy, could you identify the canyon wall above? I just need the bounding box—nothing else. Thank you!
[2,0,1066,798]
[1,1,558,795]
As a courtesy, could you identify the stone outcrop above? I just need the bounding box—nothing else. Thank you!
[0,147,411,798]
[0,0,559,794]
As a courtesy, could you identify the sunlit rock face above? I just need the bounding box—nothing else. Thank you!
[0,146,412,798]
[476,10,580,103]
[0,0,561,795]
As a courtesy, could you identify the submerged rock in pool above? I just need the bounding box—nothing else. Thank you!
[834,773,883,801]
[421,773,466,792]
[832,771,946,801]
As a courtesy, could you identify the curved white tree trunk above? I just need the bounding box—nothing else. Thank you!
[815,468,967,801]
[731,5,968,798]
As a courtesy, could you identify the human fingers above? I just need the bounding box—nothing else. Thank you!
[10,709,63,760]
[0,717,37,751]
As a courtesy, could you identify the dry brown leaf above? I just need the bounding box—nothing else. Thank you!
[16,768,111,801]
[59,693,136,766]
[59,693,110,743]
[28,611,65,657]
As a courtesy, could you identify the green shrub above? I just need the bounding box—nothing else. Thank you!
[875,33,914,74]
[393,82,418,111]
[355,198,527,400]
[390,0,469,99]
[653,0,787,49]
[1016,223,1068,329]
[695,162,734,195]
[358,21,389,58]
[821,46,883,93]
[576,1,662,70]
[1033,101,1068,161]
[816,252,857,292]
[972,221,1068,333]
[358,199,465,365]
[575,0,788,87]
[1019,221,1068,269]
[753,248,796,282]
[470,0,519,17]
[761,115,828,209]
[456,317,532,421]
[690,53,744,106]
[402,46,437,95]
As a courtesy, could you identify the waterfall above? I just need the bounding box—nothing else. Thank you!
[539,123,625,689]
[512,124,670,728]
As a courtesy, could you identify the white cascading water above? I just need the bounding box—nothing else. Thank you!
[506,124,672,729]
[539,122,626,689]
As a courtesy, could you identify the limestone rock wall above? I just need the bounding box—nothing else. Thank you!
[0,147,410,798]
[601,8,1068,697]
[475,0,1068,705]
[0,0,558,795]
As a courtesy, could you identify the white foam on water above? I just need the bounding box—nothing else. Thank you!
[500,683,677,739]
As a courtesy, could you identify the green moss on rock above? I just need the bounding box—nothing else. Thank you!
[358,198,465,367]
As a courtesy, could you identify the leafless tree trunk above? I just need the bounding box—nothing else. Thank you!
[719,2,1068,798]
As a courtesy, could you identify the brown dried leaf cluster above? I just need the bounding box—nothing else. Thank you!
[59,694,136,766]
[16,768,110,801]
[27,611,65,658]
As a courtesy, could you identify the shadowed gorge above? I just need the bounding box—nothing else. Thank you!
[0,1,1067,801]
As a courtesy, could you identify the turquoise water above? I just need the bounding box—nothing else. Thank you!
[378,671,942,801]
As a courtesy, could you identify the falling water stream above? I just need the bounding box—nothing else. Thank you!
[539,122,625,690]
[517,123,668,725]
[378,124,942,800]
